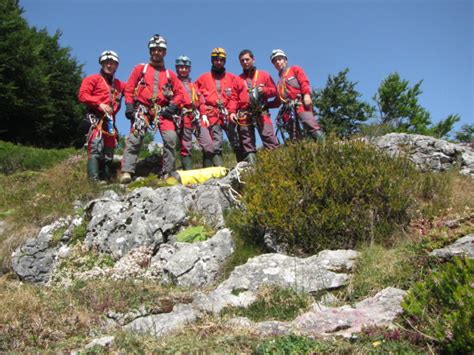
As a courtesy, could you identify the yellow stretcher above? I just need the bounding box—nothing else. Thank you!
[165,166,229,186]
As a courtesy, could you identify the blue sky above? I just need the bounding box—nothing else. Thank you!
[21,0,473,141]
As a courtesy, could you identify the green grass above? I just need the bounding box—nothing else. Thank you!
[0,140,77,175]
[221,285,312,322]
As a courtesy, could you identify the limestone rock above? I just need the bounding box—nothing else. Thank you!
[372,133,474,177]
[430,234,474,260]
[193,250,359,314]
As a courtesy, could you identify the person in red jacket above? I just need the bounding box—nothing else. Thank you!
[237,49,279,163]
[195,48,243,166]
[174,55,214,170]
[121,34,184,183]
[78,50,125,181]
[270,49,323,141]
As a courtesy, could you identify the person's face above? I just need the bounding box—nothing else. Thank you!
[101,59,118,75]
[150,47,167,63]
[176,65,191,78]
[239,53,255,71]
[212,56,226,70]
[272,56,287,71]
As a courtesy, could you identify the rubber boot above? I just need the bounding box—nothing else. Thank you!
[203,152,214,168]
[312,130,325,143]
[212,153,223,167]
[87,158,100,181]
[245,152,257,164]
[181,155,193,171]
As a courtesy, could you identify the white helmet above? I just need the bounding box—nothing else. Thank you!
[270,49,287,62]
[148,34,167,49]
[99,50,119,64]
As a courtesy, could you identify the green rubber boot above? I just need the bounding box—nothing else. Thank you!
[212,153,223,167]
[87,158,100,181]
[245,152,257,164]
[181,155,193,170]
[203,152,214,168]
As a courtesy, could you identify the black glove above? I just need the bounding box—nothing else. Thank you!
[161,103,178,119]
[125,103,135,120]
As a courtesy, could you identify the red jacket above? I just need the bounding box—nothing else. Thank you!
[78,73,125,116]
[195,71,240,126]
[276,65,312,102]
[238,68,278,110]
[177,78,206,115]
[124,63,184,108]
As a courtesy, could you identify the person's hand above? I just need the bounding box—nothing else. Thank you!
[100,103,113,115]
[201,114,209,127]
[303,94,313,108]
[125,103,135,120]
[256,84,264,94]
[161,103,178,119]
[229,113,238,123]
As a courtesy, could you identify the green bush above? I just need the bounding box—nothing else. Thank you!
[0,141,77,174]
[239,139,420,253]
[402,257,473,354]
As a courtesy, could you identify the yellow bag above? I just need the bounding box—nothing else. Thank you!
[165,167,229,186]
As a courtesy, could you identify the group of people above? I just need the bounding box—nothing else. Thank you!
[78,34,323,183]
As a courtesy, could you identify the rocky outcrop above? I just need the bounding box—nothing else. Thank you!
[372,133,474,177]
[430,234,474,260]
[193,250,359,314]
[227,287,406,338]
[11,216,82,283]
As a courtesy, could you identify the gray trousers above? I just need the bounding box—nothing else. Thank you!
[160,129,178,175]
[180,125,214,156]
[238,116,279,154]
[121,131,145,174]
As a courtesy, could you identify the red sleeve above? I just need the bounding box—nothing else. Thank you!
[78,75,102,109]
[262,72,277,99]
[124,65,144,104]
[168,71,185,107]
[228,75,246,113]
[294,66,311,96]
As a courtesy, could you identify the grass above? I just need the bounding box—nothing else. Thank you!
[0,140,77,175]
[0,277,191,352]
[221,285,313,322]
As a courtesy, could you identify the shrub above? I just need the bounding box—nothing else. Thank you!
[402,257,474,353]
[239,139,420,253]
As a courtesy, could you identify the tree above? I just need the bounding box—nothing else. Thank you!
[0,0,84,148]
[313,68,374,138]
[373,73,459,138]
[454,124,474,143]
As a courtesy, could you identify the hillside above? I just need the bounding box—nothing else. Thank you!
[0,136,473,353]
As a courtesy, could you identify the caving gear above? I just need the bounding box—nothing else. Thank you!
[125,103,135,120]
[211,47,227,59]
[148,34,167,49]
[181,155,193,170]
[270,49,287,62]
[99,50,119,64]
[161,102,179,119]
[166,166,229,186]
[175,55,192,67]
